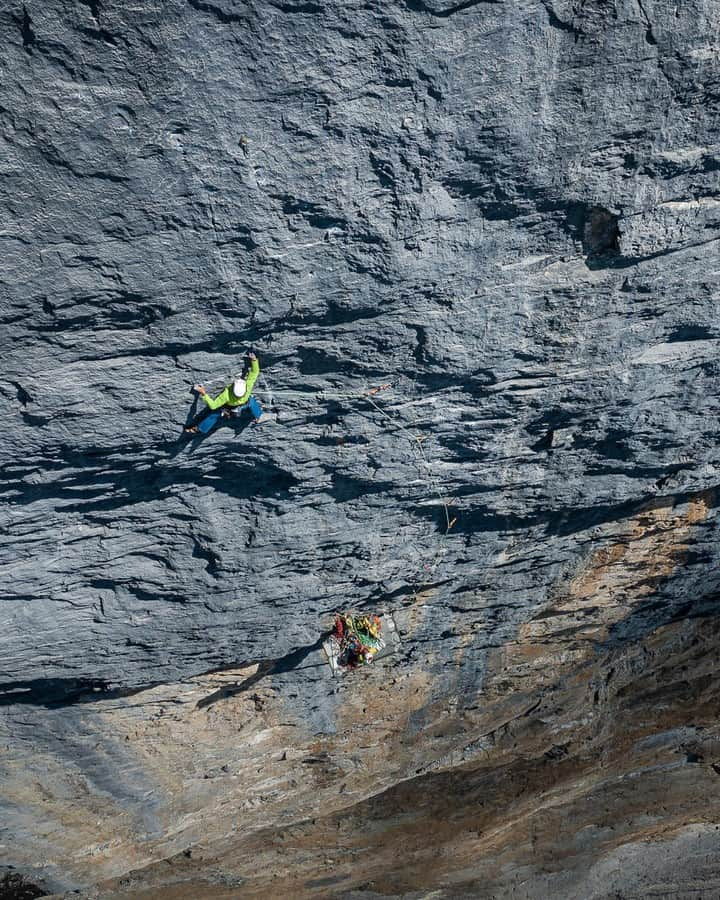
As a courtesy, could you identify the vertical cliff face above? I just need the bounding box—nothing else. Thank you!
[2,1,720,897]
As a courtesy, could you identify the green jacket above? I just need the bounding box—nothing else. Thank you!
[202,358,260,409]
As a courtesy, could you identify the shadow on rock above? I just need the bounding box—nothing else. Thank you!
[196,636,328,709]
[172,396,257,456]
[0,677,153,709]
[0,871,47,900]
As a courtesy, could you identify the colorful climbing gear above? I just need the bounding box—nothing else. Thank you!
[331,612,384,669]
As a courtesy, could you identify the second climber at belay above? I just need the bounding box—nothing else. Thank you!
[185,352,263,433]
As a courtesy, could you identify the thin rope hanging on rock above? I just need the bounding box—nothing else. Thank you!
[178,362,456,537]
[362,386,456,535]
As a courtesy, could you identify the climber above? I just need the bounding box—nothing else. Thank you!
[332,613,384,669]
[184,352,263,434]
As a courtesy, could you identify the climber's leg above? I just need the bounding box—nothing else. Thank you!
[197,410,223,433]
[247,395,263,423]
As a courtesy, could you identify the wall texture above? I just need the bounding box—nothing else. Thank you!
[1,1,720,897]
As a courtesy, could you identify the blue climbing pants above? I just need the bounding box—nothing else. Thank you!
[246,396,262,419]
[197,395,263,433]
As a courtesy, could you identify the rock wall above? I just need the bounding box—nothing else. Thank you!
[1,0,720,897]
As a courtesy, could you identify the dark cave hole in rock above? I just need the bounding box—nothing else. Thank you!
[585,206,619,253]
[566,202,620,260]
[583,205,620,257]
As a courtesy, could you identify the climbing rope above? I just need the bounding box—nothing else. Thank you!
[179,362,456,533]
[258,372,274,408]
[243,376,457,537]
[176,363,457,618]
[361,387,455,535]
[357,383,461,612]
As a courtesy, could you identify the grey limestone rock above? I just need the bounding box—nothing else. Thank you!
[1,0,720,896]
